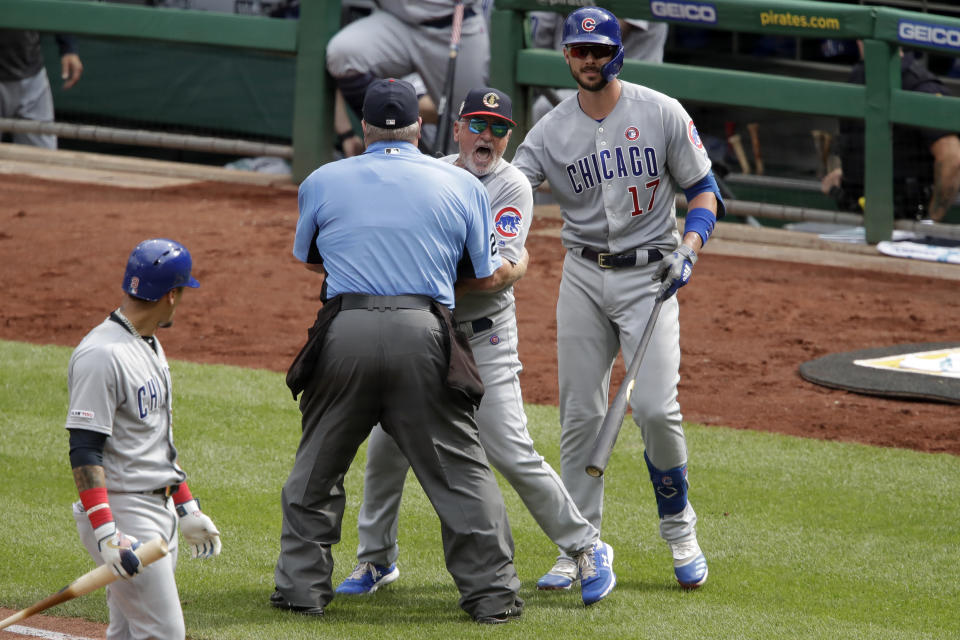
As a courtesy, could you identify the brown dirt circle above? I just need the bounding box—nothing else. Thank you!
[1,172,958,638]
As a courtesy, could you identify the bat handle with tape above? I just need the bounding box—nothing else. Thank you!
[584,296,665,478]
[0,538,169,631]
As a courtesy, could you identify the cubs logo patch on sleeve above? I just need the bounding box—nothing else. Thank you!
[495,207,522,238]
[687,121,704,150]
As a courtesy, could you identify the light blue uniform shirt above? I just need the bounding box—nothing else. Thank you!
[294,140,500,308]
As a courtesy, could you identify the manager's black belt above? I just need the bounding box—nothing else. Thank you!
[340,293,435,311]
[422,7,476,28]
[581,247,663,269]
[458,316,493,338]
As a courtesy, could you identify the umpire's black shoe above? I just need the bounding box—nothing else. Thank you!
[270,589,324,617]
[474,597,524,624]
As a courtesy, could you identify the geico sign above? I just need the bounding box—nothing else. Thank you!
[650,1,718,24]
[899,20,960,50]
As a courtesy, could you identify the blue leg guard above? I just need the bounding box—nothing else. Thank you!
[644,452,688,518]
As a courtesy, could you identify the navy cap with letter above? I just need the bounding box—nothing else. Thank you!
[362,78,419,129]
[458,87,516,126]
[122,238,200,302]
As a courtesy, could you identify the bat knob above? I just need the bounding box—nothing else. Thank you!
[585,465,604,478]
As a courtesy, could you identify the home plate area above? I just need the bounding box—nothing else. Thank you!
[799,342,960,404]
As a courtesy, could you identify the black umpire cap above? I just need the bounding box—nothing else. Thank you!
[363,78,419,129]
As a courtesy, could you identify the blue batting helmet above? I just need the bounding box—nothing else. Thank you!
[561,6,625,82]
[122,238,200,301]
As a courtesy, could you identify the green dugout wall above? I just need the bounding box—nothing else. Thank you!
[3,0,960,242]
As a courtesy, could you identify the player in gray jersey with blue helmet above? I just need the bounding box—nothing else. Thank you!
[65,239,221,640]
[512,6,725,591]
[335,87,615,607]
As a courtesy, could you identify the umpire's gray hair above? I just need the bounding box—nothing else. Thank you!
[363,121,421,146]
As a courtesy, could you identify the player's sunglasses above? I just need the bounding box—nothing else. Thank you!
[466,117,511,138]
[566,44,617,60]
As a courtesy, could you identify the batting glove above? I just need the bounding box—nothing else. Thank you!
[95,523,142,579]
[653,245,698,300]
[177,499,222,559]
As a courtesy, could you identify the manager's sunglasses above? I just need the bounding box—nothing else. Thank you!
[466,117,511,138]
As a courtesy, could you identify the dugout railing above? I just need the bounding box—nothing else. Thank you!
[491,0,960,243]
[2,0,960,242]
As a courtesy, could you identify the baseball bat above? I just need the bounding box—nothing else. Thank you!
[0,538,168,631]
[727,134,751,174]
[746,123,764,176]
[585,297,665,478]
[433,1,465,157]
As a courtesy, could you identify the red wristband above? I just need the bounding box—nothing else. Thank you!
[172,482,193,506]
[79,487,113,529]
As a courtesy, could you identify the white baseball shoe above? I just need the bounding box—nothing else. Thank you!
[671,538,708,589]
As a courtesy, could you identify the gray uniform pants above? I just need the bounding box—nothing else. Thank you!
[0,68,56,148]
[74,494,183,640]
[557,250,698,548]
[274,305,519,620]
[354,305,597,566]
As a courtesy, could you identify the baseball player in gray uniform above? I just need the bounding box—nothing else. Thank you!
[512,7,724,591]
[334,87,615,606]
[326,1,489,151]
[66,239,222,640]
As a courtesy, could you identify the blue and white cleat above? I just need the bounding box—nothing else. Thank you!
[536,557,578,590]
[671,539,708,589]
[578,540,616,605]
[335,562,399,595]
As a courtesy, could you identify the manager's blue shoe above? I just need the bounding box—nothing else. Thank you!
[335,562,399,595]
[536,557,578,590]
[671,539,708,589]
[578,540,616,605]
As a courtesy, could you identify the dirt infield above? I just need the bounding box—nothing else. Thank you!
[1,159,958,638]
[2,171,958,458]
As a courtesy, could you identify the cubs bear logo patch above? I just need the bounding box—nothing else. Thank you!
[495,207,522,238]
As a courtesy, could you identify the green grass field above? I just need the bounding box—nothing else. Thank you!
[1,339,958,639]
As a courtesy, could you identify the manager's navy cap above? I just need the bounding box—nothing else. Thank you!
[363,78,419,129]
[458,87,516,126]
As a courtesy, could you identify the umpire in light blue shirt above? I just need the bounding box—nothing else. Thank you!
[273,78,523,624]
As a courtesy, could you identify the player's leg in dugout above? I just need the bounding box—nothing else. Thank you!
[555,251,622,532]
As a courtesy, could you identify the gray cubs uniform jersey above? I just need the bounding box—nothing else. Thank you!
[513,79,708,554]
[514,81,711,253]
[376,0,482,25]
[65,317,185,492]
[349,157,599,570]
[66,314,187,640]
[442,154,533,322]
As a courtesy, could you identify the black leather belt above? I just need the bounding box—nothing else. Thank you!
[340,293,434,311]
[581,247,663,269]
[144,484,179,497]
[459,316,493,337]
[422,7,476,28]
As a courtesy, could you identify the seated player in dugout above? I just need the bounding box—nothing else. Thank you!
[821,41,960,222]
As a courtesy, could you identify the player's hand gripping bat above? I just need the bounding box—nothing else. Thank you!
[585,297,665,477]
[0,538,168,631]
[433,0,465,156]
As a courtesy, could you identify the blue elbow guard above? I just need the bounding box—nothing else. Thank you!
[645,452,689,517]
[684,207,716,247]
